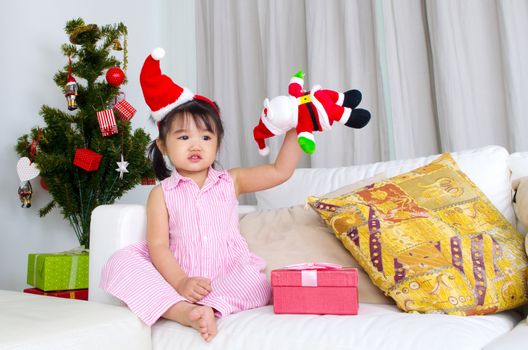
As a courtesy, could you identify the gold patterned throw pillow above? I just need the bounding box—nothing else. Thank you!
[307,153,528,315]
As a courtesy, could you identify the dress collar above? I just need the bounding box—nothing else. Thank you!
[163,166,227,190]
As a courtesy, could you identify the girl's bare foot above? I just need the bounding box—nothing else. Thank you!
[188,305,217,342]
[163,302,217,342]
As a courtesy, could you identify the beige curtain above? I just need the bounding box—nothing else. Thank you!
[196,0,528,173]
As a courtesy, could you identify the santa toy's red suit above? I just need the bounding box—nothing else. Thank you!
[253,71,371,155]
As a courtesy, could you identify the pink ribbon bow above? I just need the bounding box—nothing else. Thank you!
[284,262,343,270]
[284,262,343,287]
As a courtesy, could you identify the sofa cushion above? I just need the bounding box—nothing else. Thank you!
[509,151,528,181]
[256,145,516,227]
[308,152,528,315]
[482,319,528,350]
[240,205,391,305]
[151,304,521,350]
[240,174,391,305]
[323,173,386,198]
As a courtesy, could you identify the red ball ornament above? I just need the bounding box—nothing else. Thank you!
[40,177,48,191]
[106,67,125,87]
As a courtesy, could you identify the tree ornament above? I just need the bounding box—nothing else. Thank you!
[115,154,129,179]
[96,109,118,136]
[122,31,128,72]
[40,177,48,191]
[141,177,156,185]
[114,99,136,121]
[73,148,103,172]
[69,23,99,45]
[106,67,125,87]
[65,57,78,111]
[17,157,40,182]
[18,181,33,208]
[112,38,123,51]
[108,91,125,109]
[16,129,41,207]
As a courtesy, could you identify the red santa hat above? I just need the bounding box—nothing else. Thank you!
[253,119,274,156]
[140,48,218,122]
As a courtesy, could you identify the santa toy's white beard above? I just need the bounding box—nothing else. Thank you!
[262,95,298,134]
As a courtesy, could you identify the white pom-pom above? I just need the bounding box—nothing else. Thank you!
[259,147,270,157]
[151,48,165,61]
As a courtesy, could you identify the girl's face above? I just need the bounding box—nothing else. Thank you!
[157,113,218,179]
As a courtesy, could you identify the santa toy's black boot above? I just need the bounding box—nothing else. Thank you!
[344,108,371,129]
[342,89,362,109]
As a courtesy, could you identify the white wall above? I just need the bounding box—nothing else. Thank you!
[0,0,196,291]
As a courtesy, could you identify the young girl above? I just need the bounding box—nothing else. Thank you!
[100,48,302,342]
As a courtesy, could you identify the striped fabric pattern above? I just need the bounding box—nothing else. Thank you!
[100,168,271,326]
[96,109,118,137]
[114,99,137,121]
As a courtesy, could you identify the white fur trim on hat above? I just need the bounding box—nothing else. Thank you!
[259,146,270,156]
[289,76,304,86]
[150,87,194,121]
[151,48,165,61]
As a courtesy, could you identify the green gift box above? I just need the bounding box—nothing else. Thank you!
[27,250,89,291]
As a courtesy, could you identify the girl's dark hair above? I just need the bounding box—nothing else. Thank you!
[148,99,224,181]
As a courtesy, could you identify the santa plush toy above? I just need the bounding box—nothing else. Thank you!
[253,70,371,155]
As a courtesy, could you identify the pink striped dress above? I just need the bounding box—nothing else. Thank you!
[99,167,271,326]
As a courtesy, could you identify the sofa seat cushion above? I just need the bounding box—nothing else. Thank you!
[483,319,528,350]
[308,153,528,315]
[0,289,150,350]
[151,304,521,350]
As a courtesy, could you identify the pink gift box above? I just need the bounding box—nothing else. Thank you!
[271,263,358,315]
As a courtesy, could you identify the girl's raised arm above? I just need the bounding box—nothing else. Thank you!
[229,129,302,196]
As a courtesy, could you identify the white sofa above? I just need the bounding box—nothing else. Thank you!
[0,289,150,349]
[84,145,528,350]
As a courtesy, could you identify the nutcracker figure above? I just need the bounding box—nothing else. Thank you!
[18,180,32,208]
[65,75,78,111]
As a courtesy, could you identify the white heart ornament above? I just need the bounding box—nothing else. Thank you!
[17,157,40,182]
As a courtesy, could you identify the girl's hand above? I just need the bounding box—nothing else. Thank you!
[176,277,212,303]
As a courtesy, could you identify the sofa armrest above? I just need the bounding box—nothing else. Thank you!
[89,204,147,305]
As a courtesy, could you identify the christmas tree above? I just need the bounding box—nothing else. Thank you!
[15,18,153,248]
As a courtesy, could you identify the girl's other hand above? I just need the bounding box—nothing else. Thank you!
[176,277,212,302]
